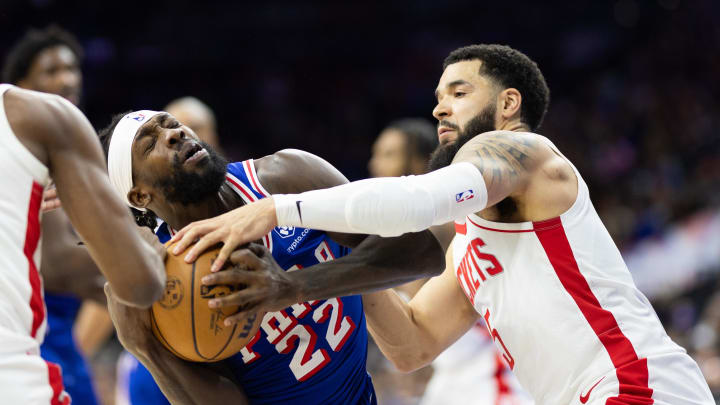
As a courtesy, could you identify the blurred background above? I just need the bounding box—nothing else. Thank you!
[2,0,719,403]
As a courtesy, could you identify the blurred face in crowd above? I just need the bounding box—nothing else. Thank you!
[368,129,409,177]
[128,113,227,209]
[429,59,498,169]
[18,45,82,106]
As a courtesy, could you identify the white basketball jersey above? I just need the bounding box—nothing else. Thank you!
[452,136,712,405]
[0,84,51,354]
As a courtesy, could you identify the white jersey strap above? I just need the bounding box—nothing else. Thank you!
[274,162,487,237]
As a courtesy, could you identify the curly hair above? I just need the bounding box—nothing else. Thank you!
[97,112,158,229]
[2,25,84,84]
[443,44,550,131]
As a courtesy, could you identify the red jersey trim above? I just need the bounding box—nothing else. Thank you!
[25,181,44,338]
[533,217,653,403]
[466,217,535,233]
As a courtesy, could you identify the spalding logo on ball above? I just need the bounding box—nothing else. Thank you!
[151,242,264,362]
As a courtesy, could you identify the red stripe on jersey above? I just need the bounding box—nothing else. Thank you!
[455,222,467,235]
[534,217,653,404]
[244,160,267,198]
[467,217,534,233]
[46,361,70,405]
[25,182,44,338]
[226,175,257,202]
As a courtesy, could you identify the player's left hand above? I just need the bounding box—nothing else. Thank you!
[41,185,61,212]
[200,243,300,326]
[169,198,278,272]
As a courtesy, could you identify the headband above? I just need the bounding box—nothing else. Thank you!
[107,110,162,211]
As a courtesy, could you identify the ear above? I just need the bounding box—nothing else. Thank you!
[498,88,522,120]
[128,185,152,209]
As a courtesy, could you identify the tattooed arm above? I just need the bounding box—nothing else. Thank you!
[171,131,577,267]
[450,130,576,220]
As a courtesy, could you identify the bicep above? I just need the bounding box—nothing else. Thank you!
[409,242,479,351]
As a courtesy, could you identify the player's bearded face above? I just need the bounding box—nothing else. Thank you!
[154,141,227,205]
[428,101,496,171]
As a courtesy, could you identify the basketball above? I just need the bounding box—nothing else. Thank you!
[151,241,262,362]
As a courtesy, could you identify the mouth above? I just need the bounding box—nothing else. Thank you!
[180,143,208,165]
[437,127,457,144]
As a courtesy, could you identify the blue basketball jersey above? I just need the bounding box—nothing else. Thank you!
[41,293,100,405]
[122,160,374,405]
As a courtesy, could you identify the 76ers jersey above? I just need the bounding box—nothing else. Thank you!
[153,160,374,404]
[451,136,712,405]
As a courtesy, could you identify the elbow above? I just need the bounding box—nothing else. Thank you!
[115,269,166,309]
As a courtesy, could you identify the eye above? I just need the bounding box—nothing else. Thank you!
[454,91,465,97]
[170,120,181,128]
[145,136,157,154]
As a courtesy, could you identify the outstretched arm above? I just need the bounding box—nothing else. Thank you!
[171,131,562,269]
[6,88,165,307]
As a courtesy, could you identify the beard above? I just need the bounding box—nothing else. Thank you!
[154,141,228,205]
[428,103,497,171]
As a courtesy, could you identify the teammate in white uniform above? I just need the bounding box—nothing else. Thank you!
[171,44,713,404]
[0,84,165,404]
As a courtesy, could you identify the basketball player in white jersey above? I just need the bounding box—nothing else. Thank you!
[0,84,166,404]
[172,44,713,404]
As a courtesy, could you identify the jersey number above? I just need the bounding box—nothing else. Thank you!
[483,309,515,370]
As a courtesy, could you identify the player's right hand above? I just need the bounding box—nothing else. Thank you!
[169,197,278,272]
[200,243,299,324]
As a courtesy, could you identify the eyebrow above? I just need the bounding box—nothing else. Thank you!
[134,113,170,143]
[434,79,473,99]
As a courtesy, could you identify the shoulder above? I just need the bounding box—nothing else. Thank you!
[253,149,349,194]
[5,87,89,150]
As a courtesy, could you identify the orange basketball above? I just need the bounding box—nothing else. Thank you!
[151,241,263,362]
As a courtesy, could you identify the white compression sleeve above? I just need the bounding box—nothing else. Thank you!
[274,162,488,237]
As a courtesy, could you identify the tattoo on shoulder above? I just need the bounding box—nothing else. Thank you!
[459,132,539,189]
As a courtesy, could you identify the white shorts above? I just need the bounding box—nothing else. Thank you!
[0,351,70,404]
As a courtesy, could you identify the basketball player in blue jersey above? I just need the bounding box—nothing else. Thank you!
[96,110,443,404]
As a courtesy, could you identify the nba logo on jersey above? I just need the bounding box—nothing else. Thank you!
[456,190,474,203]
[274,226,296,238]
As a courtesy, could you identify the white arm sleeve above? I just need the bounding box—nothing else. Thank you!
[273,162,488,237]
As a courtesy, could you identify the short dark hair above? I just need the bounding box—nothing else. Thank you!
[2,25,84,84]
[384,118,437,160]
[443,44,550,131]
[98,112,158,229]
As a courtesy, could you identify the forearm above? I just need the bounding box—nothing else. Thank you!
[286,231,444,304]
[274,162,488,237]
[136,343,246,405]
[363,290,434,372]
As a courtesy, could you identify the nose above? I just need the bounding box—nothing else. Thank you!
[163,128,186,147]
[432,98,450,120]
[57,68,80,89]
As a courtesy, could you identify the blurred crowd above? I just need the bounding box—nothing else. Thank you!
[2,0,719,403]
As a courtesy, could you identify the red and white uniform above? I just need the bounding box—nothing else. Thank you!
[420,323,534,405]
[452,138,712,405]
[0,84,69,404]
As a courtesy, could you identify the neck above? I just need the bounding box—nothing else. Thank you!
[497,119,530,133]
[155,182,245,230]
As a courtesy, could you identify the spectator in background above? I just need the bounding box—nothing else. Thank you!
[165,96,222,152]
[3,25,107,405]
